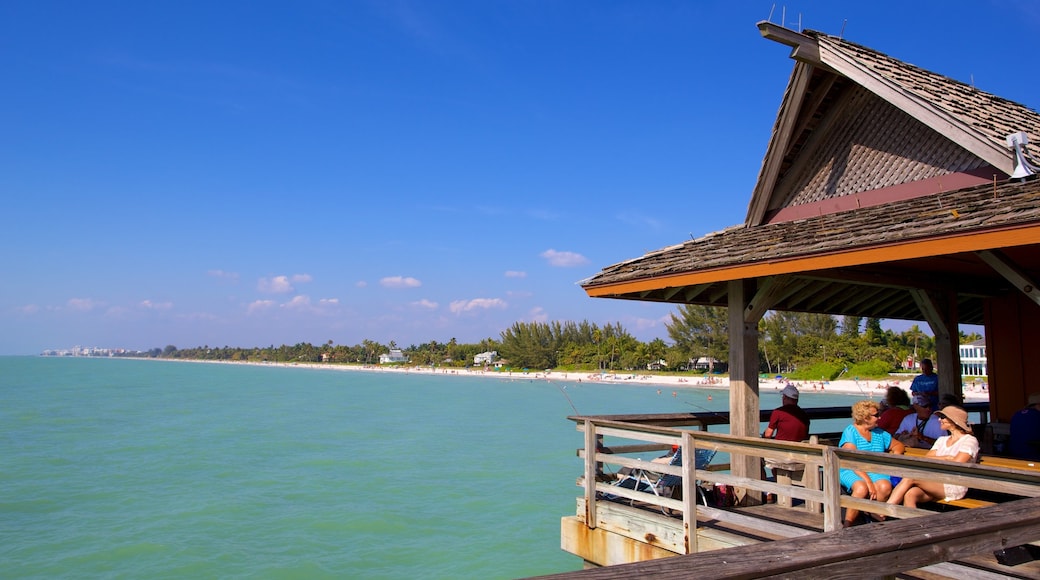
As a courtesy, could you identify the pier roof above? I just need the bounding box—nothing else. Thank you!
[580,22,1040,326]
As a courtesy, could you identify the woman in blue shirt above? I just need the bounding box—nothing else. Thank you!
[840,399,906,527]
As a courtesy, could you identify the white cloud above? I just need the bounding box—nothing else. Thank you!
[319,298,339,306]
[247,299,276,314]
[355,281,368,288]
[139,300,173,310]
[410,299,438,310]
[67,298,98,312]
[282,295,311,309]
[258,275,294,294]
[291,274,312,283]
[541,249,589,267]
[504,270,527,278]
[449,297,507,314]
[529,306,549,323]
[18,304,39,315]
[380,275,422,288]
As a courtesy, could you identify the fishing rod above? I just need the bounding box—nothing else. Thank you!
[554,382,580,416]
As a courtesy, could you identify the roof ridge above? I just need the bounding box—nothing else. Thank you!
[803,28,1038,114]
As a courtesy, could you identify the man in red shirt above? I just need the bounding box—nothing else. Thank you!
[762,384,811,504]
[763,384,811,442]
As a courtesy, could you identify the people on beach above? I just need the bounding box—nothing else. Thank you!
[1009,393,1040,461]
[910,358,939,411]
[894,394,942,449]
[840,400,906,528]
[876,386,912,435]
[887,405,979,508]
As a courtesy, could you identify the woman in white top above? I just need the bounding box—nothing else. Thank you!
[887,405,980,508]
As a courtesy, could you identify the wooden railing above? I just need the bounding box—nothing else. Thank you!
[545,497,1040,579]
[574,415,1040,554]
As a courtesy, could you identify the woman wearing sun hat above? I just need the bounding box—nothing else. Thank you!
[886,405,980,508]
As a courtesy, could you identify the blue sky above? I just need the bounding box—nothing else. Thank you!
[2,1,1036,355]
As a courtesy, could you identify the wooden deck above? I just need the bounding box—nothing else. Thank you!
[548,498,1040,579]
[548,411,1040,579]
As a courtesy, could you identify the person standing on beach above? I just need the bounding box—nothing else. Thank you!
[910,358,939,411]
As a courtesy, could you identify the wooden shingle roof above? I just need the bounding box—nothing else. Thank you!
[746,23,1040,226]
[582,178,1040,323]
[811,30,1040,153]
[581,24,1040,325]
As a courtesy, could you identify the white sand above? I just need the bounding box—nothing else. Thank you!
[178,358,989,402]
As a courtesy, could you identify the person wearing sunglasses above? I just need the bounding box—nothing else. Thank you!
[839,399,907,527]
[886,405,979,508]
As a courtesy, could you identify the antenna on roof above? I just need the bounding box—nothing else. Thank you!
[839,19,847,39]
[768,4,776,23]
[1007,132,1040,180]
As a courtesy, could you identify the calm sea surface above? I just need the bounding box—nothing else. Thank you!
[1,357,864,579]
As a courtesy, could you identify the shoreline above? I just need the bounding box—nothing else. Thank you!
[153,358,990,402]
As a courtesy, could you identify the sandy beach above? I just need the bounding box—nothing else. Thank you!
[177,358,989,402]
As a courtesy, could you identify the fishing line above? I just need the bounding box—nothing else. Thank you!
[554,382,580,415]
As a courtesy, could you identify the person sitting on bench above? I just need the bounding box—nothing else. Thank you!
[840,400,906,527]
[886,405,979,509]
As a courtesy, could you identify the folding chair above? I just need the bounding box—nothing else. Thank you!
[607,447,717,509]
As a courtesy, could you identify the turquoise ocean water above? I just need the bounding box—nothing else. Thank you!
[1,357,865,579]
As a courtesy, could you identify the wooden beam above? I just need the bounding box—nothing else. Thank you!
[977,249,1040,307]
[746,59,815,226]
[910,289,960,400]
[584,224,1040,298]
[756,21,821,64]
[744,276,795,323]
[815,37,1013,175]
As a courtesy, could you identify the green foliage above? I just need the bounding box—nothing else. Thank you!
[846,359,895,379]
[139,308,959,378]
[666,305,728,369]
[787,361,845,382]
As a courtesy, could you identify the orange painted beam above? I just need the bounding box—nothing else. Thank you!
[584,224,1040,298]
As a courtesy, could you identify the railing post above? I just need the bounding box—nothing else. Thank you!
[821,446,842,532]
[584,419,598,529]
[681,430,697,554]
[805,435,822,513]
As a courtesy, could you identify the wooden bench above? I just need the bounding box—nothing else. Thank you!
[898,447,1040,509]
[766,435,821,512]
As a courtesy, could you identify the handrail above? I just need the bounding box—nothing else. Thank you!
[567,402,990,428]
[575,416,1040,551]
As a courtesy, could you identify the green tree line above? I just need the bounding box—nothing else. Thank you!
[138,306,982,379]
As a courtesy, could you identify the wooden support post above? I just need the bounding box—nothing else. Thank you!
[804,435,822,513]
[821,446,842,532]
[681,431,697,554]
[728,279,761,504]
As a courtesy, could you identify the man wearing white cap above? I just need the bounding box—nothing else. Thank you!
[763,384,810,442]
